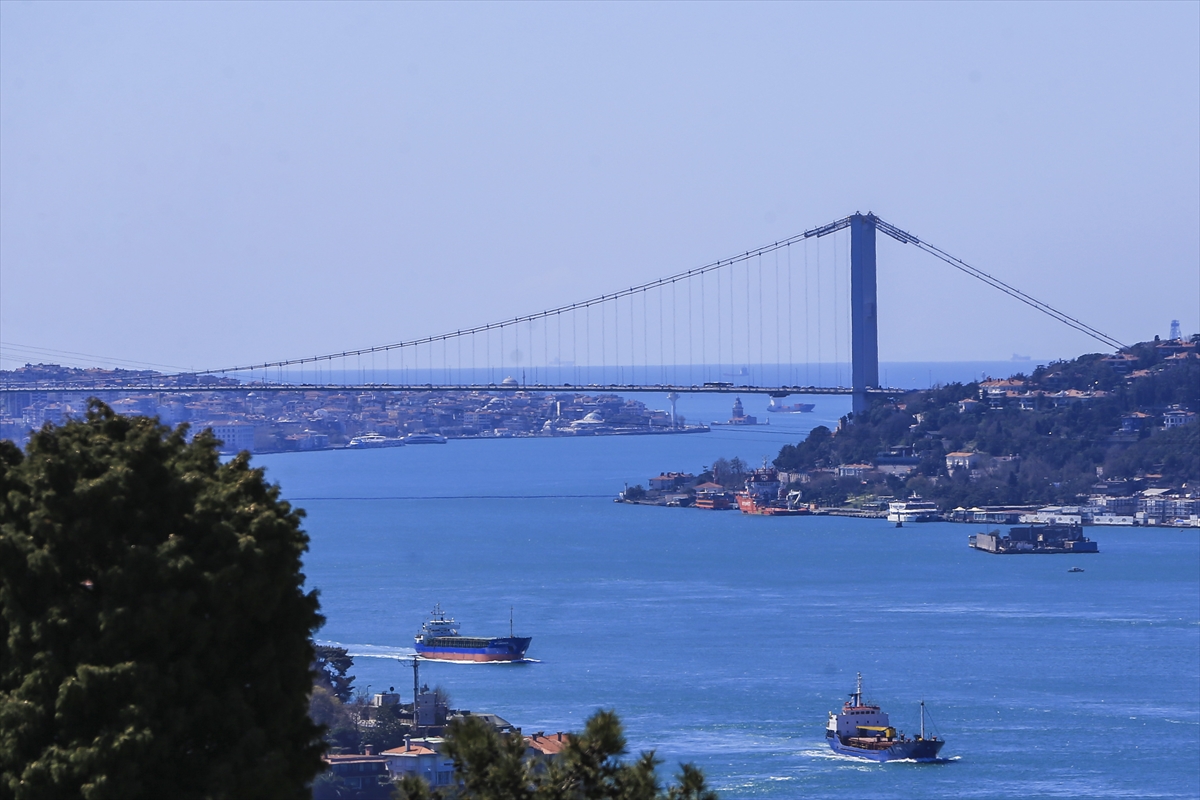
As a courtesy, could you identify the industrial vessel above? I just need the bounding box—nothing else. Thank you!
[970,523,1099,554]
[413,605,531,662]
[826,674,945,762]
[766,398,815,413]
[735,466,809,516]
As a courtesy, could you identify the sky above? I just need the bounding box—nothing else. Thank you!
[1,1,1197,373]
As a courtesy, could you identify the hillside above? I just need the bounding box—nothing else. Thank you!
[773,337,1200,509]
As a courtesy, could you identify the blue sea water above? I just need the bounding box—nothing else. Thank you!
[256,391,1200,799]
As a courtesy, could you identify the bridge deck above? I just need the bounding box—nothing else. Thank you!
[0,383,906,395]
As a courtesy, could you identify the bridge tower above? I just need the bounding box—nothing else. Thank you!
[850,213,879,415]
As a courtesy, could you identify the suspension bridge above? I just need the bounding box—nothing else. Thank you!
[2,213,1124,415]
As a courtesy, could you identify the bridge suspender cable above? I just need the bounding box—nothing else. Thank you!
[191,213,1124,377]
[872,218,1127,351]
[193,217,855,376]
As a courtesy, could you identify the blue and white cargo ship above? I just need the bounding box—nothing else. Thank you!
[413,605,532,663]
[826,674,945,761]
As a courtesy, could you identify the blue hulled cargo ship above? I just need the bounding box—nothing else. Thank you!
[413,605,532,663]
[826,674,945,762]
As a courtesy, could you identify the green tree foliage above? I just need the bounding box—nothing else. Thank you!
[709,457,747,489]
[1105,422,1200,484]
[308,685,361,754]
[314,645,356,703]
[393,710,717,800]
[0,402,325,800]
[360,703,415,754]
[771,344,1199,508]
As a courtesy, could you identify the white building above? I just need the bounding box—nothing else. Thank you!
[196,421,256,453]
[382,740,457,787]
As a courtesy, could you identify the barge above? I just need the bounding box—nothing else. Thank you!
[969,523,1099,554]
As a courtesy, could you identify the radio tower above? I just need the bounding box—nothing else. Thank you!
[1169,320,1181,341]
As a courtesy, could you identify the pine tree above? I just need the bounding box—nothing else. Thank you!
[0,402,325,800]
[393,709,718,800]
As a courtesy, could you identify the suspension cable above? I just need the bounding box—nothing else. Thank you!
[874,217,1126,350]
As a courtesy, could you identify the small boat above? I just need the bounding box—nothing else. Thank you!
[826,674,945,762]
[404,432,448,444]
[1068,567,1085,573]
[413,604,531,662]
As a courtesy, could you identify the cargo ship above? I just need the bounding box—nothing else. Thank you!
[826,674,945,762]
[413,605,532,662]
[766,398,815,413]
[970,523,1099,554]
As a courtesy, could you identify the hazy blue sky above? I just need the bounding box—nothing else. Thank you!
[2,1,1197,372]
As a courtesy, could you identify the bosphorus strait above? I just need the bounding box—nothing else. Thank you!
[264,407,1200,799]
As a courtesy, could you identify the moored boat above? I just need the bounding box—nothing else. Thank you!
[735,466,809,515]
[886,497,940,523]
[414,605,531,662]
[404,432,448,444]
[735,492,810,516]
[826,674,945,762]
[970,523,1099,554]
[348,432,404,448]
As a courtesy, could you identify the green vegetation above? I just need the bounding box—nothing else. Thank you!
[394,710,716,800]
[774,343,1199,509]
[708,458,748,489]
[0,402,324,799]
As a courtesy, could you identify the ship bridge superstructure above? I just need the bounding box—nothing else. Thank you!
[828,673,892,738]
[416,604,459,642]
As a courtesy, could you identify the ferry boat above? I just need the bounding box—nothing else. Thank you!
[693,486,733,510]
[766,398,815,413]
[886,497,941,523]
[414,605,531,662]
[404,432,448,445]
[826,674,945,762]
[348,432,404,448]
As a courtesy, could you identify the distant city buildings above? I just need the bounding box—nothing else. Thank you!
[0,364,704,453]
